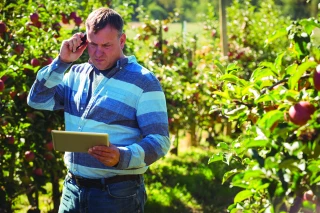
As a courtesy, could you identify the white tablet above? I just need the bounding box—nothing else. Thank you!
[51,130,109,152]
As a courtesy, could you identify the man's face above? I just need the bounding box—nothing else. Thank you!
[86,25,126,70]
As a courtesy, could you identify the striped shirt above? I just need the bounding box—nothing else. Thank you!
[27,55,170,179]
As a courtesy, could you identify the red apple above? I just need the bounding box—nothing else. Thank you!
[163,25,168,32]
[61,13,69,24]
[0,80,4,92]
[18,92,27,101]
[42,57,53,66]
[74,17,82,26]
[14,44,24,55]
[45,141,54,151]
[211,29,216,37]
[9,91,17,99]
[188,61,193,68]
[26,112,36,121]
[44,152,54,160]
[34,21,42,28]
[289,101,316,126]
[1,75,8,82]
[30,13,39,23]
[303,190,316,203]
[7,135,14,144]
[0,21,6,33]
[154,41,160,48]
[228,51,234,58]
[69,12,77,19]
[31,58,40,67]
[25,151,35,162]
[52,22,61,31]
[33,168,43,176]
[1,120,8,126]
[313,64,320,91]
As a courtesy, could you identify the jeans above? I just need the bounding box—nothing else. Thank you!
[58,174,147,213]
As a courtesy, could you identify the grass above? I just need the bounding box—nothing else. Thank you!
[13,182,63,213]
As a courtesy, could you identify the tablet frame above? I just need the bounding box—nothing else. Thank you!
[51,130,109,152]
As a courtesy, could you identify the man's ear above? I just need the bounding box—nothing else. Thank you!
[120,33,126,49]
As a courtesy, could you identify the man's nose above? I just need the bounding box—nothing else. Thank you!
[94,46,104,57]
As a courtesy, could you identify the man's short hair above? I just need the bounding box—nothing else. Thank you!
[86,8,124,36]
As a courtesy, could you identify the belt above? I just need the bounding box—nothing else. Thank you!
[68,172,141,190]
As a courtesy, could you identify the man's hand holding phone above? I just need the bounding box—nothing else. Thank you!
[59,33,87,63]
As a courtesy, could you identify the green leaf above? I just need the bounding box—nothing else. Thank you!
[288,61,317,90]
[285,64,298,75]
[274,52,285,76]
[224,105,247,116]
[257,110,284,131]
[217,142,229,150]
[243,170,265,179]
[279,159,300,170]
[255,92,281,104]
[208,153,224,164]
[213,91,230,99]
[222,169,241,184]
[223,152,233,165]
[300,18,320,34]
[265,28,287,46]
[214,60,225,74]
[284,90,299,102]
[250,67,276,82]
[243,139,270,148]
[227,63,240,74]
[234,190,253,203]
[274,52,285,72]
[311,176,320,185]
[220,74,248,87]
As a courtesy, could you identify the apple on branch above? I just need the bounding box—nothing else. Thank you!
[45,141,54,151]
[0,79,4,92]
[25,151,35,162]
[0,21,7,33]
[33,168,43,176]
[289,101,316,126]
[313,64,320,91]
[6,135,14,144]
[30,13,39,23]
[31,58,40,67]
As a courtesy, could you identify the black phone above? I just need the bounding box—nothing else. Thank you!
[76,33,87,51]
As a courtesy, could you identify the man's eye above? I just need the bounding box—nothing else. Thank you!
[103,44,111,48]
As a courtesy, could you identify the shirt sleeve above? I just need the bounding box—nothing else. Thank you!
[27,57,72,111]
[116,78,171,169]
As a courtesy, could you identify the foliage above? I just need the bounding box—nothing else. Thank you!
[209,16,320,212]
[144,147,241,213]
[0,0,81,212]
[130,0,292,147]
[132,0,316,22]
[1,0,318,212]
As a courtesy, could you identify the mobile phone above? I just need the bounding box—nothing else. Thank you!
[75,33,87,51]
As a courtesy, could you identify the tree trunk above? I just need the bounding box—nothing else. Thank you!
[51,172,61,213]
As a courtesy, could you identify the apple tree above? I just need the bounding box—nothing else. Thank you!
[0,0,85,212]
[209,17,320,212]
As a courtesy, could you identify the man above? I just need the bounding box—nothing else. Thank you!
[27,7,170,213]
